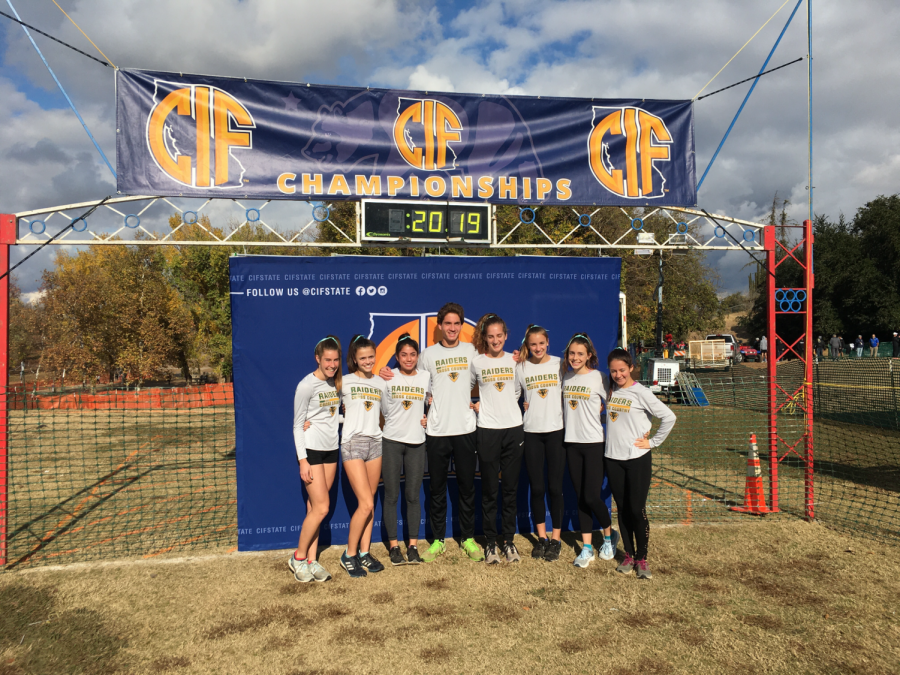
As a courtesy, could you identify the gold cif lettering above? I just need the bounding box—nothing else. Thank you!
[393,98,463,171]
[147,84,255,188]
[588,107,672,199]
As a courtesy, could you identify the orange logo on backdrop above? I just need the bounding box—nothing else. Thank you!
[372,315,475,374]
[147,83,255,189]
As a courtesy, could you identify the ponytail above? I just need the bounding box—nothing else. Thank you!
[394,332,420,358]
[561,332,598,376]
[315,335,343,392]
[347,334,376,374]
[473,313,508,355]
[519,324,549,365]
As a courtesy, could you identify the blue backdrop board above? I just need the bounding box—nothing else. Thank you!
[117,68,695,206]
[231,255,621,552]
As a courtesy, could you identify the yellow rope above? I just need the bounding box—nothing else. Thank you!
[50,0,116,69]
[692,0,792,100]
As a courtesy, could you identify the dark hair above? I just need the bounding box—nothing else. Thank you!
[315,335,342,392]
[562,332,598,374]
[437,302,465,325]
[519,324,549,364]
[347,334,377,374]
[607,348,633,368]
[394,332,420,358]
[473,313,508,354]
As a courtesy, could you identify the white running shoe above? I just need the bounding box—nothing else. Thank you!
[573,546,595,568]
[308,560,332,582]
[599,540,615,560]
[288,555,314,582]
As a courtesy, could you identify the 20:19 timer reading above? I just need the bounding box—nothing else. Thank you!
[362,201,490,242]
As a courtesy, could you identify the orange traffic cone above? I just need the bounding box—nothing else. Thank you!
[730,433,771,514]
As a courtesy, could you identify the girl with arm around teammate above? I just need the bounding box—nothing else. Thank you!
[380,334,430,565]
[472,314,525,564]
[515,325,566,562]
[562,333,619,568]
[339,335,388,578]
[289,336,343,583]
[605,348,676,580]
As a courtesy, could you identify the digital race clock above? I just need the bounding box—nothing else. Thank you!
[362,200,492,243]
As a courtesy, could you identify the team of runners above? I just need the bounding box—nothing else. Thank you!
[289,302,676,582]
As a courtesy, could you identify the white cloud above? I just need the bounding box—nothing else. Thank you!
[2,0,899,295]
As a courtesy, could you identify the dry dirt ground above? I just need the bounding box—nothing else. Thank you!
[1,520,899,675]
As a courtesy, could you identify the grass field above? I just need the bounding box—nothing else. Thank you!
[1,520,899,674]
[5,364,900,568]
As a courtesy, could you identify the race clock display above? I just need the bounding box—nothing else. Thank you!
[362,200,491,243]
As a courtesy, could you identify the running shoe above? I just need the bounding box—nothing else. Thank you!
[503,542,521,563]
[288,555,314,583]
[635,558,652,580]
[461,538,485,561]
[599,531,619,561]
[340,551,367,578]
[359,552,385,573]
[485,542,502,565]
[420,540,445,563]
[389,546,406,566]
[308,560,332,582]
[573,546,595,568]
[531,538,548,559]
[616,553,635,575]
[406,545,422,564]
[543,539,562,562]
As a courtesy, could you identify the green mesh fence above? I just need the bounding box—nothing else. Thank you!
[2,385,236,570]
[1,364,898,570]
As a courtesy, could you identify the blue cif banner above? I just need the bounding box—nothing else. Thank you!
[231,255,620,551]
[117,69,696,207]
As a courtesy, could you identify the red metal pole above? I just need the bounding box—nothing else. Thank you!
[764,225,779,512]
[0,214,13,567]
[804,218,815,520]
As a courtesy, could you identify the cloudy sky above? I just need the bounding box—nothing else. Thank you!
[1,0,897,296]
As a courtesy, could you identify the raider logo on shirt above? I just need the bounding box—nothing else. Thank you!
[448,372,459,382]
[537,388,549,398]
[493,382,506,392]
[401,400,413,410]
[609,411,619,421]
[364,401,374,411]
[568,400,579,410]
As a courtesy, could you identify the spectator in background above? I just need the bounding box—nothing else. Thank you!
[838,336,847,359]
[870,334,879,358]
[893,332,899,358]
[829,334,841,361]
[759,335,768,363]
[816,336,824,363]
[855,335,864,359]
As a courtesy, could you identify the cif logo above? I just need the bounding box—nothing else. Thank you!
[393,98,463,171]
[588,106,673,199]
[146,81,255,189]
[367,312,476,374]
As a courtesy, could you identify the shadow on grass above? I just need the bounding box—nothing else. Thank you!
[0,583,126,674]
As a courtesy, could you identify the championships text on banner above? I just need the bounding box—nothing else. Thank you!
[116,69,696,207]
[230,255,621,552]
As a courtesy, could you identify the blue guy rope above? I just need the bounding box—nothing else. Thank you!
[697,0,804,191]
[5,0,116,180]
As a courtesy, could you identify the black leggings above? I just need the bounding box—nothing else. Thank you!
[381,439,426,542]
[605,452,652,560]
[565,442,611,534]
[524,430,566,531]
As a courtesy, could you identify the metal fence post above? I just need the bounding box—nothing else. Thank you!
[764,224,779,512]
[804,218,815,520]
[0,213,15,566]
